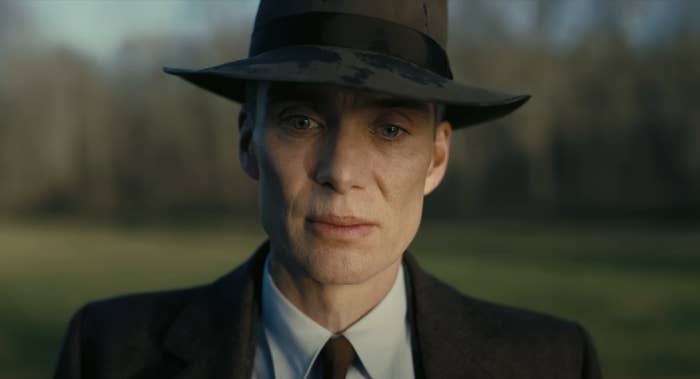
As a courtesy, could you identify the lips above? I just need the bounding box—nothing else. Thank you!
[305,215,377,240]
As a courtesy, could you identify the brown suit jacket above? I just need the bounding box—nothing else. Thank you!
[55,242,602,378]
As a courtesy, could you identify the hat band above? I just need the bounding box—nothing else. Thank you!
[250,12,453,79]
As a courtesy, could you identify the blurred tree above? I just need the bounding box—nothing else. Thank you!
[1,0,699,220]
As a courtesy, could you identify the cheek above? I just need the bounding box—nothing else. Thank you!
[378,144,432,206]
[256,133,313,229]
[257,132,303,193]
[377,148,432,243]
[389,170,427,227]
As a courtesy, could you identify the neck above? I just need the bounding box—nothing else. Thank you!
[267,250,402,334]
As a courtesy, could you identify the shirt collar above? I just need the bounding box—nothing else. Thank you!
[261,255,409,379]
[261,255,332,378]
[343,264,409,379]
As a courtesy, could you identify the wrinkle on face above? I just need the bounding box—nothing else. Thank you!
[244,82,451,287]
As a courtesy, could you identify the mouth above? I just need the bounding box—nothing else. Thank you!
[305,215,378,240]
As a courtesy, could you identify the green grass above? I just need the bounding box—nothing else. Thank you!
[1,219,699,379]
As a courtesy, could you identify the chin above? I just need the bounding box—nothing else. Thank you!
[302,243,388,285]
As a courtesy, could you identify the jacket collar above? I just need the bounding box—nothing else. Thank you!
[404,253,502,379]
[161,242,499,379]
[163,241,269,379]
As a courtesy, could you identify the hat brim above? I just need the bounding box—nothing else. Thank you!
[164,45,529,128]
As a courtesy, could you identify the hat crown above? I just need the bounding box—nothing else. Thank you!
[163,0,529,129]
[254,0,448,48]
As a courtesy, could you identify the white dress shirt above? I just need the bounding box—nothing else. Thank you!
[252,255,415,379]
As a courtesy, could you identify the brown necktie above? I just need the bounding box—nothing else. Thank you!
[319,335,357,379]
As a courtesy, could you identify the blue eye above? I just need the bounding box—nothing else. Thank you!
[285,115,314,129]
[379,125,404,139]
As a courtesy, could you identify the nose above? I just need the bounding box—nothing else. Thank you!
[313,125,367,194]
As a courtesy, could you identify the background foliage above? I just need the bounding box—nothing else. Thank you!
[1,1,699,378]
[1,1,698,219]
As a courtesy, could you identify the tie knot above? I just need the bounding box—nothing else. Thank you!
[319,335,357,379]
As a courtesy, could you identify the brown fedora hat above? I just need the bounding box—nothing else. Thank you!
[164,0,530,128]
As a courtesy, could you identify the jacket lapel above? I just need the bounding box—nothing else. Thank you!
[160,246,498,378]
[404,253,499,379]
[164,242,269,379]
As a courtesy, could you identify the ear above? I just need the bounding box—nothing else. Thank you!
[238,109,259,180]
[424,121,452,195]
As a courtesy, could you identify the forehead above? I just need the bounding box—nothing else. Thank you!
[267,82,433,116]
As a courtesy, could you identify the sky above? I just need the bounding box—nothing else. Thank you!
[24,0,258,62]
[21,0,697,64]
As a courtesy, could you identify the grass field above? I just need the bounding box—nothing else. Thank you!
[1,218,699,378]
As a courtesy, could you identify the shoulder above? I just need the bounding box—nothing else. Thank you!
[61,246,266,347]
[414,266,587,340]
[406,253,580,332]
[55,249,268,378]
[72,247,266,341]
[444,277,582,337]
[70,286,204,347]
[55,286,208,378]
[405,254,601,378]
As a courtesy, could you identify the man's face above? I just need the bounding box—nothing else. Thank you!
[241,83,451,285]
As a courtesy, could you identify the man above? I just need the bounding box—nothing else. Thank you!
[55,1,601,378]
